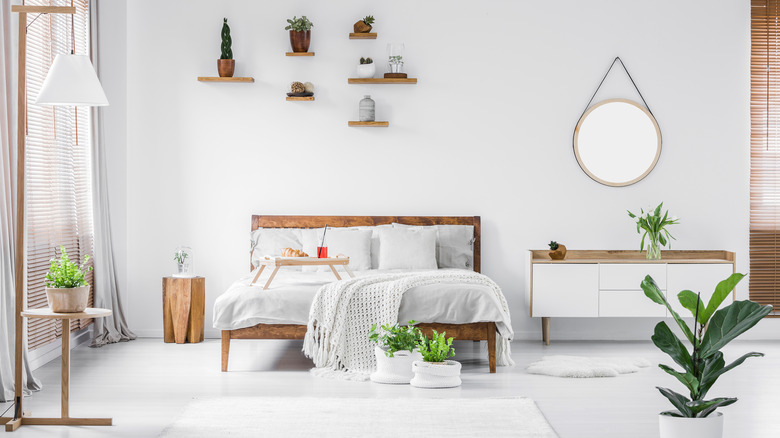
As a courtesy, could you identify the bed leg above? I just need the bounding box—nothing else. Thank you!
[487,322,496,373]
[221,331,231,372]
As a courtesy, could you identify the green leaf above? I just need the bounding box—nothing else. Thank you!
[700,300,773,359]
[686,397,737,418]
[700,273,746,325]
[642,275,695,343]
[699,351,763,398]
[652,322,693,374]
[677,290,706,323]
[659,364,699,398]
[657,387,693,417]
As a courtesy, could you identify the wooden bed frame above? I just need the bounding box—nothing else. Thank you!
[221,215,499,373]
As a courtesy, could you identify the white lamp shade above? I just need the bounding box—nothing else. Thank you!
[34,54,109,106]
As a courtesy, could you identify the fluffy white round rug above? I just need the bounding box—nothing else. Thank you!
[158,396,558,437]
[526,355,651,378]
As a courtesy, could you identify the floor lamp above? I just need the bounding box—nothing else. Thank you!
[1,5,108,432]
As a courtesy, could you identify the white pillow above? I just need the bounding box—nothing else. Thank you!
[393,223,474,270]
[354,224,393,269]
[377,227,437,270]
[301,228,372,271]
[250,228,303,268]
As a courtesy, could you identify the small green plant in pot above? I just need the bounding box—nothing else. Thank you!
[641,273,772,438]
[45,246,92,313]
[285,16,313,53]
[410,329,461,388]
[356,57,375,79]
[368,321,423,384]
[217,18,235,77]
[353,15,375,33]
[548,240,566,260]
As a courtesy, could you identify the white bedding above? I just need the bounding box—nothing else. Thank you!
[213,268,507,330]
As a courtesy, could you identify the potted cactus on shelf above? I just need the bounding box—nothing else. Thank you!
[356,57,375,78]
[410,330,460,388]
[353,15,375,33]
[285,16,313,53]
[368,321,423,384]
[548,241,566,260]
[44,246,92,313]
[217,18,234,77]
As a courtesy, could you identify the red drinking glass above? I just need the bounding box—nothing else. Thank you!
[317,247,328,258]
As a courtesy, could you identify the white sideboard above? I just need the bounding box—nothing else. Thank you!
[526,250,736,344]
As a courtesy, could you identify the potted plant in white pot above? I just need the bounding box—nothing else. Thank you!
[641,273,772,438]
[410,329,460,388]
[368,320,423,384]
[44,246,92,313]
[356,57,375,79]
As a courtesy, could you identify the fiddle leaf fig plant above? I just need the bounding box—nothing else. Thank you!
[416,329,455,363]
[368,320,422,357]
[45,246,92,288]
[641,273,772,418]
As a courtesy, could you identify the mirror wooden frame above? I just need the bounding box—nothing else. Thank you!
[573,98,662,187]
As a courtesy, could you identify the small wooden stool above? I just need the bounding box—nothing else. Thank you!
[162,276,205,344]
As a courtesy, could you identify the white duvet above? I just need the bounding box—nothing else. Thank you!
[213,268,508,330]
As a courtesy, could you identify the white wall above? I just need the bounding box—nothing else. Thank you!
[110,0,771,340]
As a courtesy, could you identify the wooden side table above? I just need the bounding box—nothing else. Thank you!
[6,308,113,430]
[162,276,205,344]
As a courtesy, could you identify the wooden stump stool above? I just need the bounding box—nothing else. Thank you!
[163,277,205,344]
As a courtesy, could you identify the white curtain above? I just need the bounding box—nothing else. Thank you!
[0,0,41,402]
[88,0,135,347]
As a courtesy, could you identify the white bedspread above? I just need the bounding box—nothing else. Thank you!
[212,268,508,330]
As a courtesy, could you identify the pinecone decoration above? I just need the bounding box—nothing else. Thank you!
[290,81,305,93]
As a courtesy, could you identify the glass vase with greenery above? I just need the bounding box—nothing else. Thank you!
[641,273,772,419]
[627,202,679,260]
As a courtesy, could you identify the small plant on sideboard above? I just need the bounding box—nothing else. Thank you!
[217,18,235,77]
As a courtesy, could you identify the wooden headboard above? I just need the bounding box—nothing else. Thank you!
[251,215,481,273]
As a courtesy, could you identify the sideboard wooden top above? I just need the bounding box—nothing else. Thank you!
[529,250,735,264]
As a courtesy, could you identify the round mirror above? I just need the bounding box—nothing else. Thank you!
[573,98,661,187]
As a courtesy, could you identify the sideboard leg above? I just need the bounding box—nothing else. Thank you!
[541,317,551,345]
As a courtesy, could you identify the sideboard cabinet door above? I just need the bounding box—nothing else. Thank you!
[532,264,599,317]
[667,264,735,316]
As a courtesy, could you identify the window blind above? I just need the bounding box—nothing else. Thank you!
[751,0,780,316]
[24,0,95,349]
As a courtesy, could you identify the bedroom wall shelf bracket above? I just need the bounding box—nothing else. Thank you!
[348,121,389,127]
[349,33,377,39]
[286,52,315,56]
[197,77,254,83]
[286,96,315,101]
[348,78,417,84]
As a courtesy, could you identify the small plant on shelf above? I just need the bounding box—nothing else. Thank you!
[356,57,376,78]
[217,18,235,77]
[360,57,373,64]
[548,241,559,250]
[285,16,313,53]
[548,240,567,260]
[368,320,421,357]
[354,15,375,33]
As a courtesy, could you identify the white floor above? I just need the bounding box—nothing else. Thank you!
[2,338,778,437]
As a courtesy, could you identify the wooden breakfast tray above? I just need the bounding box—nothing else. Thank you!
[250,256,355,290]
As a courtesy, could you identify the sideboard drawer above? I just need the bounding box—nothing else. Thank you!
[599,290,667,317]
[599,263,666,290]
[532,264,599,317]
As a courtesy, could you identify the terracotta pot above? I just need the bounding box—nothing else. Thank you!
[217,59,235,78]
[289,30,311,53]
[46,286,90,313]
[353,20,372,33]
[549,244,567,260]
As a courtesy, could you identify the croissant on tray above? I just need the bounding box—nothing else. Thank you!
[281,248,309,257]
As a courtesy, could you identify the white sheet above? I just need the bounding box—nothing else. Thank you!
[212,268,507,330]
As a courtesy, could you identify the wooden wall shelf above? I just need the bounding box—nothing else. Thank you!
[197,77,254,83]
[348,121,389,127]
[348,78,417,84]
[286,96,314,101]
[349,33,377,39]
[286,52,315,56]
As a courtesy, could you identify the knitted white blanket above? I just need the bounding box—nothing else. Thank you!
[302,270,514,380]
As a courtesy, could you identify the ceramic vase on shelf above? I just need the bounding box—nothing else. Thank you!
[359,95,375,122]
[173,246,194,278]
[217,59,235,77]
[290,30,311,52]
[356,63,376,79]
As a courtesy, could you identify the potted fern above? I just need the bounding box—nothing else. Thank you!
[353,15,375,33]
[285,16,313,53]
[641,273,772,438]
[217,18,234,77]
[368,321,423,384]
[45,246,93,313]
[356,57,375,79]
[410,330,460,388]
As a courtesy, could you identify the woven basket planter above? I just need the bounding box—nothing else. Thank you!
[370,346,422,384]
[410,360,462,388]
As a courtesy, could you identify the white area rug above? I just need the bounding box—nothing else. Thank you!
[158,396,558,438]
[527,355,651,378]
